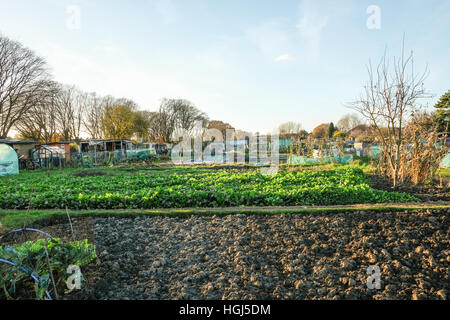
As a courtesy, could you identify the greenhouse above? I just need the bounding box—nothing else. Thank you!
[0,143,19,176]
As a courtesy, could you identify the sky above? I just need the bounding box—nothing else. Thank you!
[0,0,449,134]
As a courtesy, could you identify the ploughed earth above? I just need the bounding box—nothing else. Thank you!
[14,208,449,300]
[367,174,450,202]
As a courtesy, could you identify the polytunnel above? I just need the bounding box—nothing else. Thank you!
[0,143,19,176]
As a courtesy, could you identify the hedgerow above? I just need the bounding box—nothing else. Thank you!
[0,168,418,209]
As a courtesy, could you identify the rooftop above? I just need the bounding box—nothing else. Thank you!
[0,139,38,145]
[79,139,134,143]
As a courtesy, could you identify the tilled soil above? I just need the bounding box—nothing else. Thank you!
[61,209,449,300]
[368,174,450,202]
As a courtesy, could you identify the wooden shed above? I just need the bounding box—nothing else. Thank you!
[0,139,37,159]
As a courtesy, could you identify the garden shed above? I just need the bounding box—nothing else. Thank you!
[79,139,135,153]
[0,143,19,176]
[0,139,37,159]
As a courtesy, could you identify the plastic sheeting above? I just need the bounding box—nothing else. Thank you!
[126,148,157,161]
[440,153,450,168]
[369,145,381,158]
[287,155,353,166]
[0,144,19,176]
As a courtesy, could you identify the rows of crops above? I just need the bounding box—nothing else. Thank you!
[0,168,417,209]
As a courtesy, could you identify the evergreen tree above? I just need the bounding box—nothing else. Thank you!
[327,122,335,139]
[434,90,450,133]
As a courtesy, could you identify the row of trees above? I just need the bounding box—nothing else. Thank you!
[278,114,365,140]
[279,89,448,143]
[0,34,212,144]
[0,35,50,139]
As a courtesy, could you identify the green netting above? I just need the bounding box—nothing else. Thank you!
[0,144,19,176]
[287,155,353,166]
[440,154,450,168]
[82,155,94,168]
[369,145,381,158]
[126,149,156,161]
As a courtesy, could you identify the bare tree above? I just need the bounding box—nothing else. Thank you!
[0,34,50,138]
[114,97,139,110]
[400,111,446,185]
[278,122,302,134]
[156,99,178,142]
[350,43,429,187]
[55,85,86,142]
[207,120,235,139]
[146,111,163,142]
[149,98,208,143]
[172,99,208,134]
[14,81,60,142]
[311,123,329,139]
[337,113,364,133]
[82,93,108,139]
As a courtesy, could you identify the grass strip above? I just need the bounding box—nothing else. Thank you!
[0,203,448,229]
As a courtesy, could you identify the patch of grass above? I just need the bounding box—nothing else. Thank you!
[1,204,448,229]
[438,168,450,178]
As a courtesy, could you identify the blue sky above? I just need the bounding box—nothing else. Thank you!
[0,0,449,133]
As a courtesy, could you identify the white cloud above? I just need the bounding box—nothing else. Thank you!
[275,54,294,62]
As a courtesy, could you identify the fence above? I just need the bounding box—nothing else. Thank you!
[287,155,354,166]
[21,149,157,170]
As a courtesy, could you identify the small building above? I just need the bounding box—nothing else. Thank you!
[0,139,37,160]
[79,139,135,153]
[35,141,73,163]
[354,142,371,156]
[346,125,373,141]
[153,143,170,155]
[33,145,67,168]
